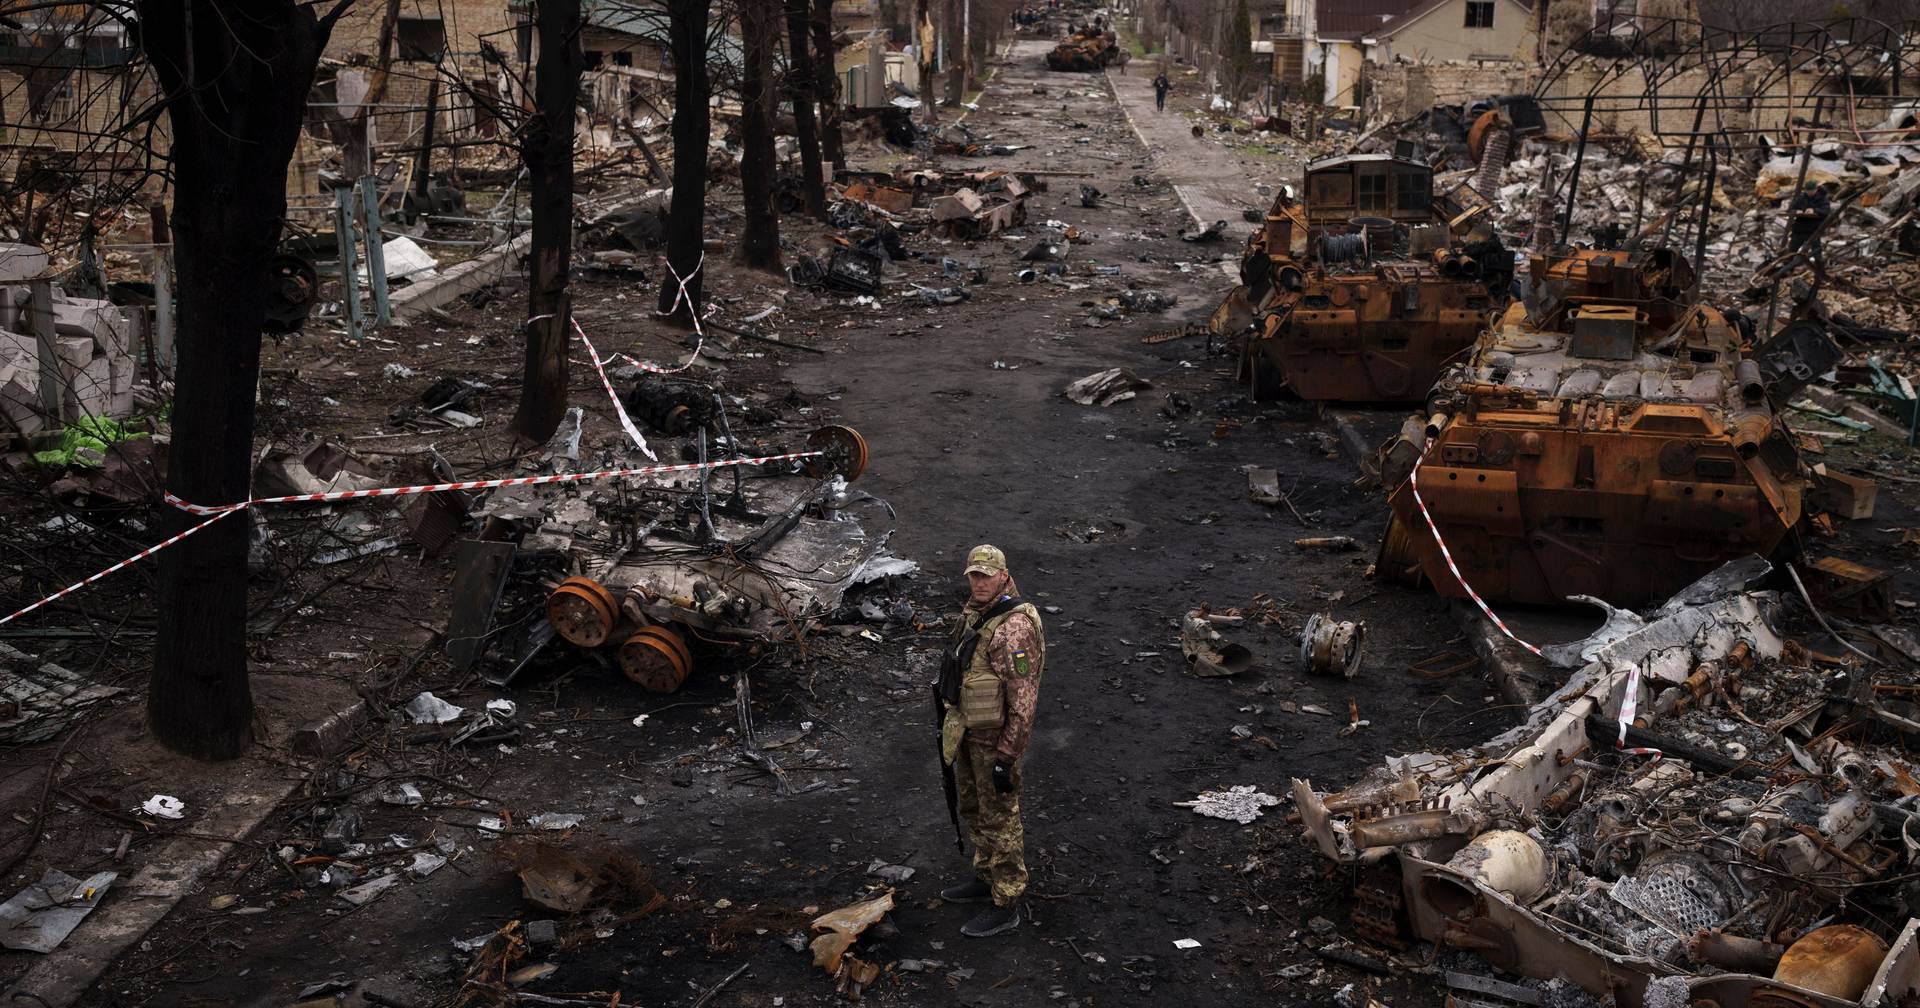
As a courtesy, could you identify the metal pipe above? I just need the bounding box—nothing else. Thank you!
[1689,136,1718,297]
[1763,95,1828,340]
[1555,92,1597,253]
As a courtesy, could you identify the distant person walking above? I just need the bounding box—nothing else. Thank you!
[1153,71,1171,111]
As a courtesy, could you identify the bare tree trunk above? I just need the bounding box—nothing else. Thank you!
[737,0,782,268]
[783,0,826,217]
[142,0,337,760]
[809,0,844,165]
[511,0,581,444]
[942,0,961,107]
[659,0,710,323]
[915,0,937,125]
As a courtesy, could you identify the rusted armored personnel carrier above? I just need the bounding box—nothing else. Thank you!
[1210,153,1512,402]
[1375,247,1809,606]
[1046,26,1116,71]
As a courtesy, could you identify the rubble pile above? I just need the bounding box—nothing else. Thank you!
[1293,559,1920,1005]
[1479,121,1920,335]
[0,243,140,437]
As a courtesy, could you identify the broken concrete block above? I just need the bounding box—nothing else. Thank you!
[53,297,131,356]
[62,353,115,422]
[107,353,134,418]
[0,245,49,283]
[52,336,90,370]
[931,188,984,220]
[0,343,44,435]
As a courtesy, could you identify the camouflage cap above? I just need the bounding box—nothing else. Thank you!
[964,544,1008,576]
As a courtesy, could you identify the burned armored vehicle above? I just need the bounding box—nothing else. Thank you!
[1376,247,1811,607]
[1209,153,1512,402]
[1045,24,1116,71]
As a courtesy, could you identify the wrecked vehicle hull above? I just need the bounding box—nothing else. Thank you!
[1292,559,1920,1008]
[1376,248,1806,607]
[1213,155,1508,403]
[1045,33,1115,72]
[1230,259,1497,402]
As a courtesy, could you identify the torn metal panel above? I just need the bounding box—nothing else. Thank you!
[1287,557,1920,1006]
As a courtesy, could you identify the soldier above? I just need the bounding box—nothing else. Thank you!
[933,544,1045,938]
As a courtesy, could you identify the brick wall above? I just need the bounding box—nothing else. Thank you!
[1364,61,1533,121]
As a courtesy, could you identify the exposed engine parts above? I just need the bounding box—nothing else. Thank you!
[1300,612,1363,679]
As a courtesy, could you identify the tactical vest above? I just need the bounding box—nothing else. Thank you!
[956,601,1045,729]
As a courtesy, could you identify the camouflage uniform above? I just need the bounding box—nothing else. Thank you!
[946,588,1045,908]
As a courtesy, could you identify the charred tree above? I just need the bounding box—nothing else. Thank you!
[736,0,782,269]
[658,0,710,323]
[809,0,844,165]
[511,0,583,444]
[782,0,827,217]
[142,0,341,759]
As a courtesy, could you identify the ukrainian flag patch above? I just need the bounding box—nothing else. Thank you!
[1012,650,1032,677]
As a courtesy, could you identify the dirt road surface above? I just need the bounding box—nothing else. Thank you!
[55,39,1529,1008]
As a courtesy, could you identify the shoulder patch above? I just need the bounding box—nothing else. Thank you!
[1012,649,1033,678]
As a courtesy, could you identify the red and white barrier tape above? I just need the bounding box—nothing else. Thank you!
[3,257,791,629]
[1,449,824,628]
[530,311,655,460]
[0,511,233,628]
[1405,439,1656,758]
[1405,442,1543,659]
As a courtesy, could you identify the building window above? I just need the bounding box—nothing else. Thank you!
[1356,167,1388,212]
[1308,169,1352,208]
[397,17,446,61]
[1594,0,1637,34]
[612,50,632,67]
[1392,167,1430,214]
[1464,1,1494,28]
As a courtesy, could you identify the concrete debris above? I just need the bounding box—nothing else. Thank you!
[1286,556,1920,1003]
[1063,368,1150,406]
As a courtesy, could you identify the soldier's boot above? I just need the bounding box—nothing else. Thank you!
[961,901,1021,938]
[940,878,992,903]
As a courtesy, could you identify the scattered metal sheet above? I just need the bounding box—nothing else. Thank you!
[443,539,516,673]
[0,869,116,953]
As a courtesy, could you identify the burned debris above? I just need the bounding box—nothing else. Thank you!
[1292,558,1920,1007]
[1208,153,1512,403]
[1045,22,1119,73]
[1376,246,1814,607]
